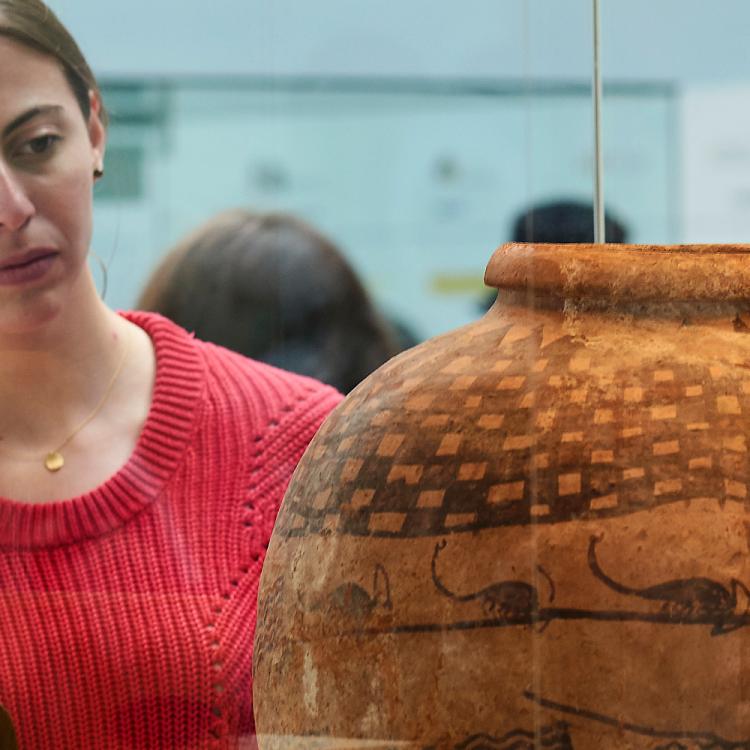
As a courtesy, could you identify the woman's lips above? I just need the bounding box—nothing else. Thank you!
[0,250,58,286]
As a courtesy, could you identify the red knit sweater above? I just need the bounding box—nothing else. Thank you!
[0,312,342,749]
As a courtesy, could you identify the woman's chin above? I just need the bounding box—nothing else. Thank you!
[0,296,64,339]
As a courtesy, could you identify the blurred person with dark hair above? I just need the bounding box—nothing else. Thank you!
[511,199,628,245]
[480,199,629,311]
[139,210,402,393]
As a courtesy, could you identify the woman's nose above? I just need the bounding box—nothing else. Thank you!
[0,165,34,232]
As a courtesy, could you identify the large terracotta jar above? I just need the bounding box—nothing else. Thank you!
[255,243,750,750]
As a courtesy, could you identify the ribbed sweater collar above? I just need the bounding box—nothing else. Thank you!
[0,312,205,550]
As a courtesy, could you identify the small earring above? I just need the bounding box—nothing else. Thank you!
[94,167,104,180]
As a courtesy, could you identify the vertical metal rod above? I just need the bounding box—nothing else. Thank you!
[522,0,534,243]
[592,0,605,242]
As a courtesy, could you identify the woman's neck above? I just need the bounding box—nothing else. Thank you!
[0,278,129,451]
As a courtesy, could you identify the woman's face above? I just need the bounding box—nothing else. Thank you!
[0,35,105,336]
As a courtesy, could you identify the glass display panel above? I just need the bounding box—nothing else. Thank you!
[5,1,750,747]
[95,79,677,339]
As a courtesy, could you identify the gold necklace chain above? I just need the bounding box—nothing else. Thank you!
[44,330,132,472]
[0,330,132,473]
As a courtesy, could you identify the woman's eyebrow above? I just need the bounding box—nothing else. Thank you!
[2,104,64,138]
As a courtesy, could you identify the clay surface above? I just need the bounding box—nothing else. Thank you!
[255,243,750,749]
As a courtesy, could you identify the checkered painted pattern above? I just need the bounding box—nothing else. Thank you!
[277,316,750,538]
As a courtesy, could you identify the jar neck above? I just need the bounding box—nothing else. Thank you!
[497,289,750,322]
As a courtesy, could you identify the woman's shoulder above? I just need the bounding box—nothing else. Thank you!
[199,335,342,410]
[193,332,345,461]
[123,310,342,434]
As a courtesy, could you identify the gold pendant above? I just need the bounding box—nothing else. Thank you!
[44,451,64,472]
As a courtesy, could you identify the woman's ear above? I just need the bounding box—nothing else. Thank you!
[87,89,106,175]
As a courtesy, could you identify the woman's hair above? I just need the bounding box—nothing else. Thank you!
[0,0,107,127]
[138,210,402,393]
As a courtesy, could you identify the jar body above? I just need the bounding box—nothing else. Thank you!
[255,245,750,749]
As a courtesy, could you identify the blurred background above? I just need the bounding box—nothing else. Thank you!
[47,0,750,341]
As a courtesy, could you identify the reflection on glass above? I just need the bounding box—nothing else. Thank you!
[96,79,677,339]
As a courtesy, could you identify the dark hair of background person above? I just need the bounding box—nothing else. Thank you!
[511,199,628,244]
[0,0,108,127]
[480,199,629,312]
[138,210,402,394]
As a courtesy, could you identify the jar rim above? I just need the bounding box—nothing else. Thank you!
[484,242,750,302]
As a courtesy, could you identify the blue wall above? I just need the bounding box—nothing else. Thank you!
[48,0,750,82]
[42,0,738,337]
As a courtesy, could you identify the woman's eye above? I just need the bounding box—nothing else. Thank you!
[19,134,61,157]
